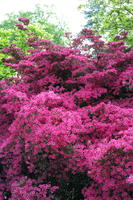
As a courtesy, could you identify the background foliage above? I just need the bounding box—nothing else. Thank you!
[79,0,133,46]
[0,4,68,46]
[0,4,69,80]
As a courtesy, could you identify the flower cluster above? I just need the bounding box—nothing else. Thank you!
[16,24,28,31]
[0,18,133,200]
[18,17,30,25]
[15,17,29,30]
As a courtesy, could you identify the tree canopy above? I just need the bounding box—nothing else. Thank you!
[0,4,70,80]
[0,4,69,46]
[79,0,133,46]
[0,19,53,80]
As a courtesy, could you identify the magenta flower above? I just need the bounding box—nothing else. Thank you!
[0,19,133,200]
[16,23,28,30]
[126,174,133,184]
[18,17,30,25]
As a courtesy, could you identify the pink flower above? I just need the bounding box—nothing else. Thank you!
[16,23,28,30]
[18,17,30,25]
[126,174,133,184]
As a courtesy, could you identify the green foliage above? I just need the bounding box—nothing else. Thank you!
[99,0,133,46]
[0,4,69,46]
[0,23,53,80]
[0,4,70,80]
[79,0,106,29]
[0,28,16,80]
[80,0,133,46]
[10,24,53,51]
[0,64,16,80]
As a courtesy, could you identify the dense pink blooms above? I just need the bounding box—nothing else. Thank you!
[16,23,28,30]
[0,18,133,199]
[18,17,30,25]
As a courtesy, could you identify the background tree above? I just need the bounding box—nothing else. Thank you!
[0,18,53,80]
[0,4,70,80]
[0,4,69,46]
[79,0,133,46]
[78,0,106,30]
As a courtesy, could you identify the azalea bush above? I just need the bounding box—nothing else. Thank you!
[0,18,133,200]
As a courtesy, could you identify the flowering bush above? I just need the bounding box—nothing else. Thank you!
[0,18,133,200]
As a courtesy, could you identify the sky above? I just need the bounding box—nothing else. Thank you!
[0,0,86,33]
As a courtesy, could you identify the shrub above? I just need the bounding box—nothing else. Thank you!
[0,18,133,200]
